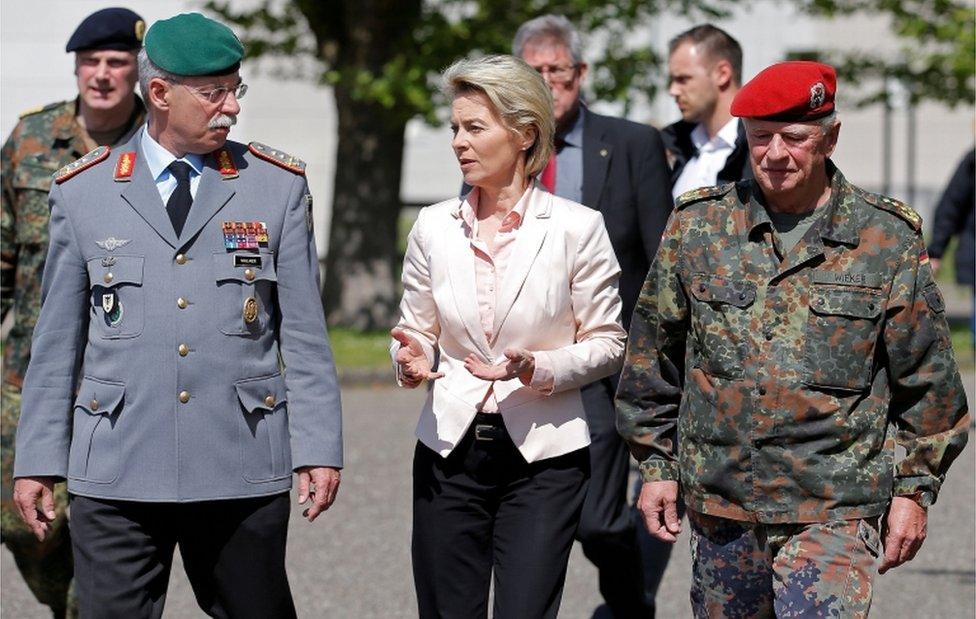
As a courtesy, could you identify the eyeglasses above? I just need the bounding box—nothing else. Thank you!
[170,80,248,105]
[532,64,579,81]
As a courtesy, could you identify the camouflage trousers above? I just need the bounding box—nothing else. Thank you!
[1,382,76,618]
[688,510,880,618]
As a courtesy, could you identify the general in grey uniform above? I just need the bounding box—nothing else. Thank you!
[12,13,342,618]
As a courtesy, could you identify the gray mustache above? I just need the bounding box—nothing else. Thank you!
[209,115,237,129]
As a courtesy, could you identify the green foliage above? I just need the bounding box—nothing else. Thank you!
[328,327,393,368]
[801,0,975,107]
[204,0,735,125]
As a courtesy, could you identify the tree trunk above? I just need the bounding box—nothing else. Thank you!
[322,86,406,330]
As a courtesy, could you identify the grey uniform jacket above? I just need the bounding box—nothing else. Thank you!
[13,133,343,502]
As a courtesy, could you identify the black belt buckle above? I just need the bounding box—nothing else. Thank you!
[474,424,499,441]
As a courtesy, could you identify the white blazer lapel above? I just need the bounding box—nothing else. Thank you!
[492,185,551,338]
[445,210,493,360]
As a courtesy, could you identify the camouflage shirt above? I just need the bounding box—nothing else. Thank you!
[1,98,144,387]
[616,164,970,524]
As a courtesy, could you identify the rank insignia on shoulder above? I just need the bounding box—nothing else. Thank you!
[675,182,735,209]
[55,146,111,184]
[865,192,922,232]
[211,147,239,179]
[248,141,306,175]
[19,101,62,119]
[222,221,269,250]
[114,151,137,182]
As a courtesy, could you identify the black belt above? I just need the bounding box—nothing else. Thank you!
[472,413,508,442]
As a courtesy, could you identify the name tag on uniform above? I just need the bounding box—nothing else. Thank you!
[234,254,263,268]
[812,270,882,289]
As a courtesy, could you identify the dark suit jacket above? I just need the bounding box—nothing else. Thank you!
[662,119,753,188]
[928,148,975,286]
[578,108,673,330]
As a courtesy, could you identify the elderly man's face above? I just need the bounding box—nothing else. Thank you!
[520,38,586,129]
[75,50,138,112]
[745,118,840,199]
[162,72,242,155]
[668,42,721,124]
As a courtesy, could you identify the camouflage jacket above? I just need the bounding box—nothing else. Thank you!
[1,98,144,387]
[616,164,970,524]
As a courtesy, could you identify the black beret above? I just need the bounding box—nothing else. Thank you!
[65,7,146,53]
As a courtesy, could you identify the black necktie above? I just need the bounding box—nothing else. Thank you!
[166,161,193,237]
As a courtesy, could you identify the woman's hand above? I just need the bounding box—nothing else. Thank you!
[391,328,444,388]
[464,348,535,384]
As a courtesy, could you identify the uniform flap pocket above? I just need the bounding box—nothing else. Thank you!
[86,255,144,288]
[212,250,277,283]
[13,162,58,191]
[234,373,287,413]
[690,275,756,307]
[809,287,882,319]
[923,283,945,313]
[74,376,125,415]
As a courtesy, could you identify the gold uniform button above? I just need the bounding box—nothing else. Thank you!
[177,297,188,309]
[103,272,114,284]
[90,399,99,410]
[244,268,255,281]
[179,391,190,403]
[264,394,276,407]
[175,253,187,265]
[178,344,189,357]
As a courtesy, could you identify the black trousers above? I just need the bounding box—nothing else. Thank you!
[577,379,655,617]
[69,493,296,619]
[412,413,590,619]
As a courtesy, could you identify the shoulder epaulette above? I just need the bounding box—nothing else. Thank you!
[861,190,922,232]
[19,101,63,119]
[54,146,111,184]
[675,182,735,210]
[248,141,306,175]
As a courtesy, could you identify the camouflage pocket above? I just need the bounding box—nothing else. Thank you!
[804,286,883,390]
[689,274,756,379]
[12,162,56,244]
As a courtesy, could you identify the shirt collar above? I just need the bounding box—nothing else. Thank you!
[140,125,205,181]
[457,184,532,231]
[691,117,739,151]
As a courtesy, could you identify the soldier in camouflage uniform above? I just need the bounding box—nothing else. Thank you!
[1,8,145,617]
[616,61,970,618]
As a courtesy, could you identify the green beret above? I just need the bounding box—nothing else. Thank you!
[144,13,244,76]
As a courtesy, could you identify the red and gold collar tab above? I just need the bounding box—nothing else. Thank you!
[114,151,137,182]
[211,147,239,179]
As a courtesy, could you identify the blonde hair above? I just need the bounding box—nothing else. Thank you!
[442,54,554,178]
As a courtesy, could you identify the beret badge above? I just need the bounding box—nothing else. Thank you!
[135,20,146,42]
[810,82,826,109]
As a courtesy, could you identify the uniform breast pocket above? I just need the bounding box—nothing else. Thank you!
[68,376,125,484]
[87,255,144,339]
[689,274,756,379]
[804,286,884,391]
[213,251,277,336]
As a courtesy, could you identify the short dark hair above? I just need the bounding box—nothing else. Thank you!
[668,24,742,86]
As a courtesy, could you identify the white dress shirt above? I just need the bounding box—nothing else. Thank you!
[140,126,204,204]
[672,117,739,200]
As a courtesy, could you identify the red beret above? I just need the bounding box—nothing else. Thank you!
[731,61,836,122]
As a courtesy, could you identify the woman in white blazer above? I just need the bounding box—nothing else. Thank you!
[391,55,626,619]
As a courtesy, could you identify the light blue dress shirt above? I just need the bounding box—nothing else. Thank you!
[139,126,205,204]
[553,106,585,204]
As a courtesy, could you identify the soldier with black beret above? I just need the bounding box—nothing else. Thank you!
[12,13,343,617]
[0,7,146,617]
